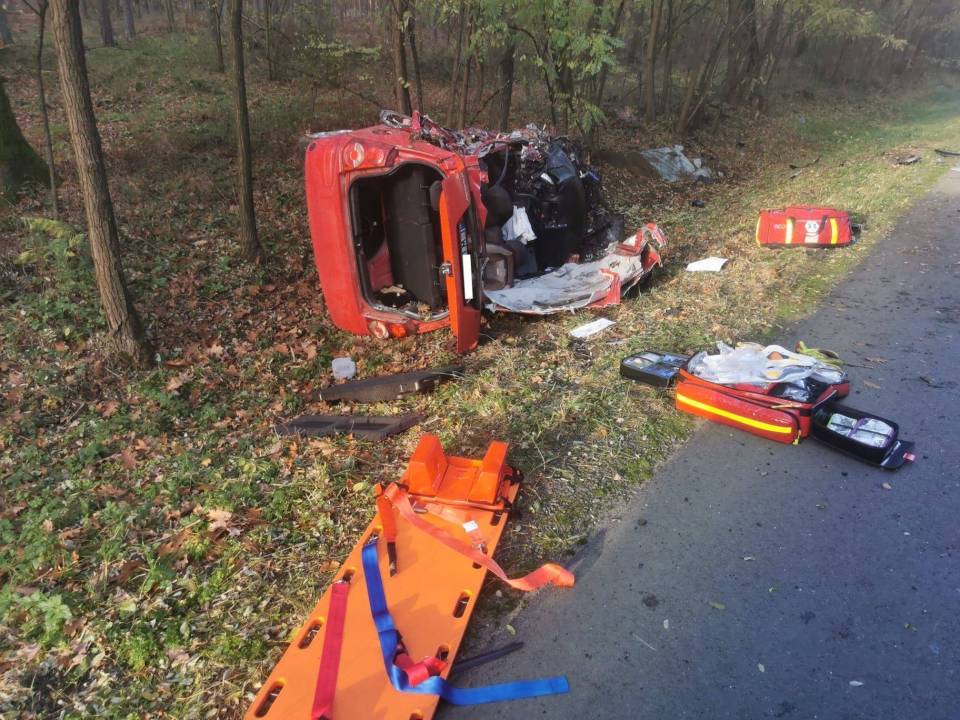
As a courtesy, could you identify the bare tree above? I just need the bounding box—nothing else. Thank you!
[264,0,275,80]
[229,0,262,262]
[98,0,116,46]
[208,0,225,73]
[447,0,466,123]
[22,0,59,216]
[388,0,412,115]
[407,0,424,112]
[643,0,664,123]
[50,0,153,366]
[123,0,136,38]
[725,0,759,102]
[490,42,515,130]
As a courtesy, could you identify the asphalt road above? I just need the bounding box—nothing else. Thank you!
[443,169,960,719]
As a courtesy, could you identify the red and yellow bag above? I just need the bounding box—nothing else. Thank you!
[675,369,849,445]
[756,206,855,247]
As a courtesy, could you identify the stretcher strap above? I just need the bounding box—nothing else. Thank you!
[361,540,570,705]
[395,650,446,686]
[383,484,574,592]
[420,502,486,550]
[375,487,398,542]
[311,580,350,720]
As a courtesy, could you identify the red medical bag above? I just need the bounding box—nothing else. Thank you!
[674,368,850,445]
[756,206,855,247]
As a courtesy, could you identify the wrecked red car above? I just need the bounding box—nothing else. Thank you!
[304,111,665,353]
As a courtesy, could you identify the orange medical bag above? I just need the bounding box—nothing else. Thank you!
[674,368,850,445]
[756,206,855,247]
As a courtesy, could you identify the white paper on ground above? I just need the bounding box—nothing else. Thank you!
[686,256,729,272]
[570,318,615,339]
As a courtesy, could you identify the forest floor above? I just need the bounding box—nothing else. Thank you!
[3,24,960,720]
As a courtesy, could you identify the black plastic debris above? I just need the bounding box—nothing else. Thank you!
[620,351,690,388]
[275,413,424,440]
[319,366,464,404]
[894,154,921,165]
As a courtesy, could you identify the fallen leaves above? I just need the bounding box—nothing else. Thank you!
[119,447,138,470]
[165,372,191,392]
[206,508,237,536]
[113,559,145,585]
[97,399,120,417]
[708,601,726,611]
[157,529,192,559]
[167,647,192,667]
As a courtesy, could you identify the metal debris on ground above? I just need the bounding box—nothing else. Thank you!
[275,413,423,440]
[318,366,464,403]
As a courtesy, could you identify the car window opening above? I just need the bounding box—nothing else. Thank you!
[350,163,448,320]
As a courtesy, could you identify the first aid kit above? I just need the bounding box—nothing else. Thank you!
[756,206,856,247]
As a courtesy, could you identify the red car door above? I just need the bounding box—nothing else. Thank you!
[438,170,481,353]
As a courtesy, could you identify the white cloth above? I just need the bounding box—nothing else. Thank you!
[501,206,537,244]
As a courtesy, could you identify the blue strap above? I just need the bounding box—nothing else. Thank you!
[361,540,569,705]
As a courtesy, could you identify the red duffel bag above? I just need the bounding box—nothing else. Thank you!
[756,206,855,247]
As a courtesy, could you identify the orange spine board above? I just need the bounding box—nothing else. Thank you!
[245,438,516,720]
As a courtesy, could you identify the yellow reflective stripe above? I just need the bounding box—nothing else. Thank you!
[785,218,794,244]
[829,217,839,245]
[756,217,762,245]
[677,393,794,434]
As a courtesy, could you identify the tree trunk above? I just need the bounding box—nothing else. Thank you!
[725,0,759,102]
[592,0,626,117]
[456,54,471,129]
[264,0,274,80]
[388,0,412,115]
[0,79,48,201]
[229,0,262,262]
[407,1,424,113]
[165,0,175,30]
[489,42,514,130]
[447,0,465,123]
[643,0,663,123]
[659,0,673,113]
[123,0,135,37]
[98,0,116,46]
[50,0,152,366]
[675,30,725,136]
[209,0,225,72]
[0,5,13,45]
[35,0,60,217]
